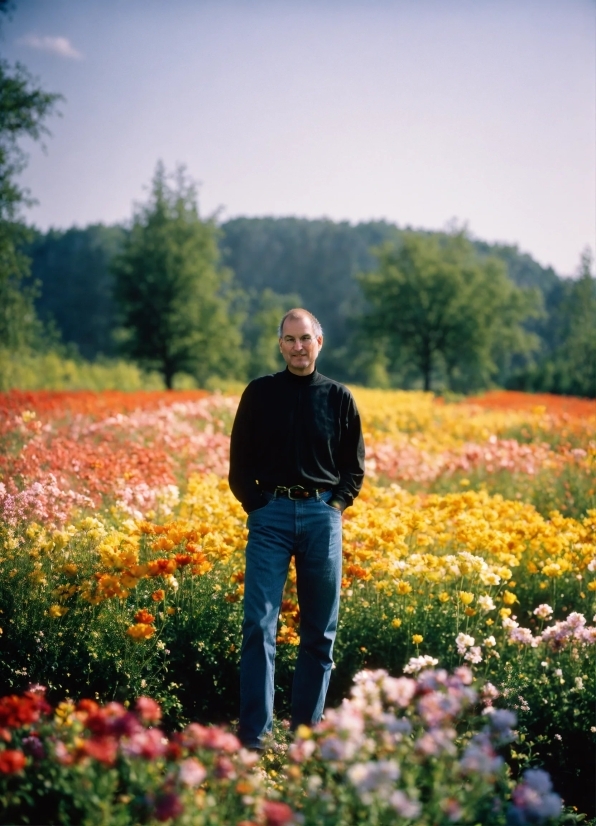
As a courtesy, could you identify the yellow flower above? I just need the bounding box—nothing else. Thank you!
[49,605,68,618]
[502,590,518,605]
[391,618,402,628]
[396,580,413,595]
[412,634,424,645]
[438,592,450,603]
[499,608,512,618]
[458,591,474,605]
[296,725,312,739]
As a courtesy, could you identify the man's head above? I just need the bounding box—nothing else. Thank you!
[278,308,323,376]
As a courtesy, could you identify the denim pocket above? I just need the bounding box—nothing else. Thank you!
[320,499,342,514]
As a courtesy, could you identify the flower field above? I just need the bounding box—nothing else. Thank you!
[0,387,595,825]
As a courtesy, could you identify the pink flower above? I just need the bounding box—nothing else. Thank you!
[181,723,241,753]
[121,728,167,760]
[381,676,417,708]
[135,696,162,723]
[178,757,207,787]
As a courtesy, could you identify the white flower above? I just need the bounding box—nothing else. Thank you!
[483,636,497,648]
[478,595,496,612]
[403,655,439,674]
[456,633,475,655]
[533,604,553,620]
[464,646,483,664]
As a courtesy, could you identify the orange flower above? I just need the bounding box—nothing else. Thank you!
[174,554,192,567]
[147,559,177,577]
[151,589,166,602]
[345,564,370,581]
[134,609,155,624]
[126,623,156,640]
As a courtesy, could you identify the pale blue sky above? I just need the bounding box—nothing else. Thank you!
[3,0,595,275]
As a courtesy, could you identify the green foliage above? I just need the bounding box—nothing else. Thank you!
[17,214,569,391]
[512,250,596,398]
[0,32,62,351]
[359,232,541,392]
[112,163,244,388]
[220,217,400,381]
[29,224,126,359]
[0,348,165,391]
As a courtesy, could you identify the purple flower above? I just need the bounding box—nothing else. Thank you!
[508,769,562,824]
[154,792,184,822]
[22,735,45,760]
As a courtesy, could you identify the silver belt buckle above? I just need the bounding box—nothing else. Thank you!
[288,485,305,500]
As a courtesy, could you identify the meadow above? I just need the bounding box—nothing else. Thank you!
[0,387,594,825]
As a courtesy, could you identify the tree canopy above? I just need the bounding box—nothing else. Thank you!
[112,163,243,388]
[358,232,541,392]
[0,7,62,350]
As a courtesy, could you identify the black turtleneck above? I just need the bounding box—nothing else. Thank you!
[228,368,365,514]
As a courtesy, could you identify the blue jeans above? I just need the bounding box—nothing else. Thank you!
[238,490,343,749]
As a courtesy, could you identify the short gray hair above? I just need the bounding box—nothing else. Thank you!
[278,308,323,339]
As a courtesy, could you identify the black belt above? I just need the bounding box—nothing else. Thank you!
[265,485,331,500]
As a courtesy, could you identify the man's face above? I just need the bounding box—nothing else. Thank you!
[279,315,322,376]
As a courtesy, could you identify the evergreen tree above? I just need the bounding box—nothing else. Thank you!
[112,163,243,388]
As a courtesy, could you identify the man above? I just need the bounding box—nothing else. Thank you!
[228,308,365,750]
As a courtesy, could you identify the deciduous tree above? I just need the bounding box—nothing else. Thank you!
[0,7,61,349]
[358,232,540,392]
[112,163,243,388]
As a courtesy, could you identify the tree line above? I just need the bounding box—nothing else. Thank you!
[1,7,594,395]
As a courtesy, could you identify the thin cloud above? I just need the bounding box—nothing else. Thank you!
[17,34,83,60]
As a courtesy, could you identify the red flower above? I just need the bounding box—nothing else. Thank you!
[263,800,294,826]
[0,692,50,729]
[0,749,26,774]
[83,735,119,765]
[76,699,100,716]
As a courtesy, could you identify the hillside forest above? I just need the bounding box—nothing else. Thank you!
[17,192,596,396]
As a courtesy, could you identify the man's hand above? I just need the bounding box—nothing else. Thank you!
[328,498,344,511]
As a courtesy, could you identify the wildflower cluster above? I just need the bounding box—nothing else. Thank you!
[0,671,564,826]
[0,387,594,819]
[0,685,286,826]
[283,666,561,826]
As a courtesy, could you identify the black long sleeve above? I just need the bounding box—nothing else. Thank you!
[229,369,365,513]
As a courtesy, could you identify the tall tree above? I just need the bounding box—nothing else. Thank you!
[113,163,243,388]
[358,232,540,392]
[0,8,62,349]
